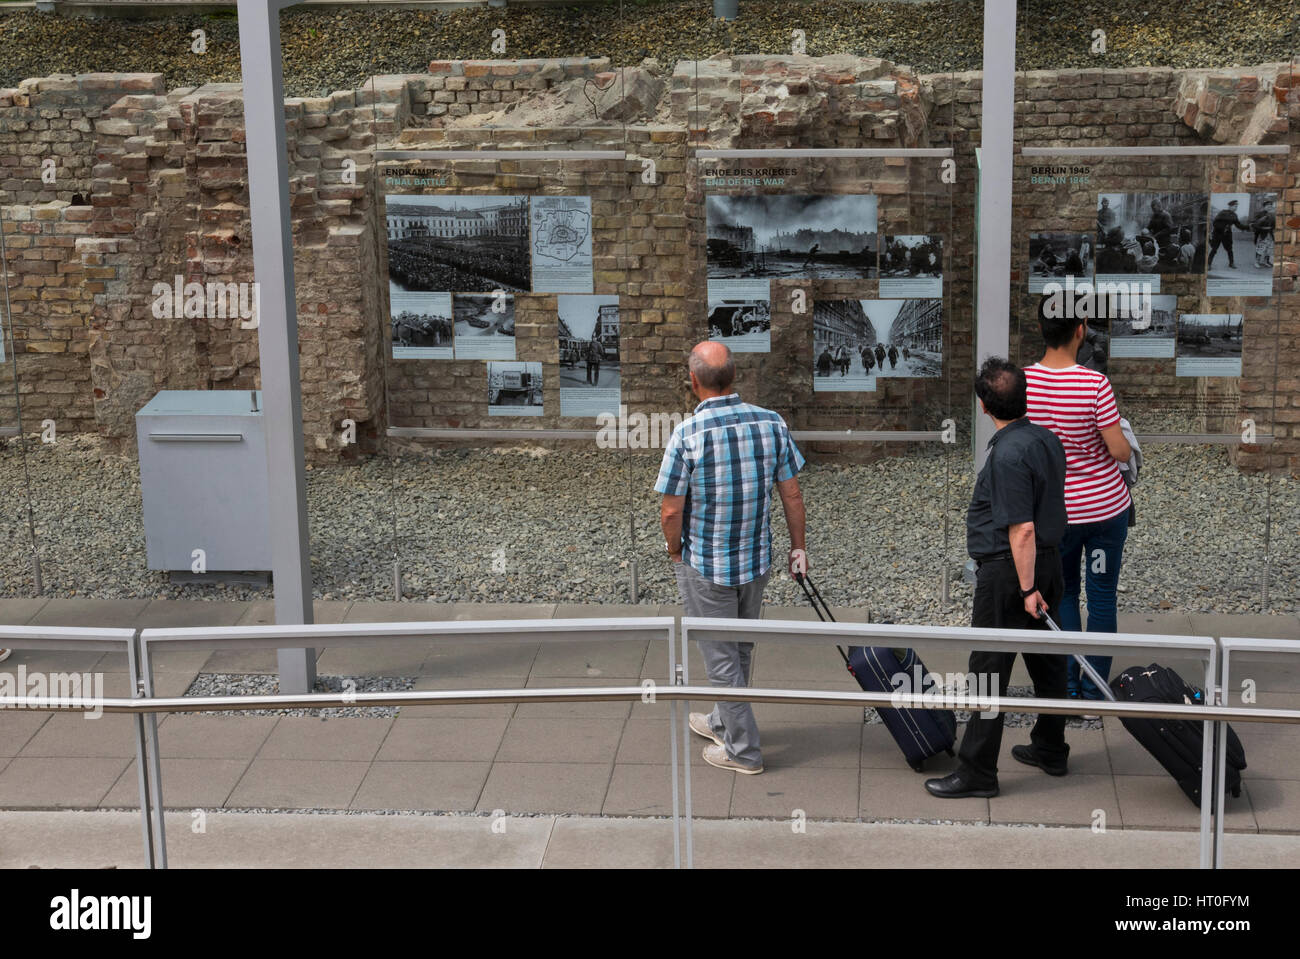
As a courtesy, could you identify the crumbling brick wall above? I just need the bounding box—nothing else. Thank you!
[0,57,1296,473]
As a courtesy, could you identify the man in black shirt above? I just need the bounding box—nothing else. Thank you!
[925,358,1070,799]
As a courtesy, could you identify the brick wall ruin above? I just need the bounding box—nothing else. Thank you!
[0,57,1296,471]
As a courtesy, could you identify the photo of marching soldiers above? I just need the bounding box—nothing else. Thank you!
[1094,192,1208,280]
[1206,193,1277,298]
[864,299,943,377]
[879,234,943,298]
[1176,313,1243,377]
[1110,293,1177,358]
[707,279,771,353]
[1028,232,1093,293]
[452,293,516,361]
[385,194,530,293]
[705,194,878,279]
[812,299,877,392]
[390,290,453,360]
[557,294,621,417]
[488,361,544,416]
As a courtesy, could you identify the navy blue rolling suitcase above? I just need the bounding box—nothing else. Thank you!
[796,574,957,772]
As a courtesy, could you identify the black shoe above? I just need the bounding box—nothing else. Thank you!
[924,768,999,799]
[1011,744,1068,777]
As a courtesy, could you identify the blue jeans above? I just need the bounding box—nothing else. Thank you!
[1055,510,1129,700]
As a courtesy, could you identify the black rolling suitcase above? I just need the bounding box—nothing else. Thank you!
[1042,612,1246,809]
[796,574,956,772]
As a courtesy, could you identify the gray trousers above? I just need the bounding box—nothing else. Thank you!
[673,560,770,767]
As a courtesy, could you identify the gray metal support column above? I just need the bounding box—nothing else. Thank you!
[237,0,316,693]
[973,0,1017,472]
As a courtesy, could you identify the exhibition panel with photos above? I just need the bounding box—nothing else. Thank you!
[375,47,963,619]
[1014,146,1290,609]
[0,4,1296,632]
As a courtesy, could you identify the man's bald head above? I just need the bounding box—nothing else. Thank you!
[689,341,736,393]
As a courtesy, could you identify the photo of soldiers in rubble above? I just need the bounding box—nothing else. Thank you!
[1095,192,1208,277]
[1028,232,1093,292]
[1206,193,1276,297]
[385,194,531,293]
[389,290,453,359]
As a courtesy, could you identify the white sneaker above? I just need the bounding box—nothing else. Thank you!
[0,649,10,664]
[702,743,763,775]
[688,712,724,747]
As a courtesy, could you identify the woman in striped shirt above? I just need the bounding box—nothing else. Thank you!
[1027,299,1133,706]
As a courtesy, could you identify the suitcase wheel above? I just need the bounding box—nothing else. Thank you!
[1231,786,1241,798]
[946,748,956,758]
[908,759,925,773]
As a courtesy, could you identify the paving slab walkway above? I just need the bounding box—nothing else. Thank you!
[4,810,1298,869]
[1,597,1297,864]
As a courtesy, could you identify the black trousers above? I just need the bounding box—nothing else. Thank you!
[957,548,1068,786]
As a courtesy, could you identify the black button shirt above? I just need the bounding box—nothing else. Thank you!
[967,417,1067,560]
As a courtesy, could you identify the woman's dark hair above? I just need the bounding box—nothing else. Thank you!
[974,357,1027,420]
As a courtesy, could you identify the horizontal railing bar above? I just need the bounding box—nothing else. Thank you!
[0,625,137,652]
[376,149,627,161]
[1136,433,1273,445]
[141,616,674,650]
[1021,145,1290,157]
[684,616,1215,658]
[389,427,599,441]
[696,148,954,158]
[388,427,945,443]
[1221,637,1300,651]
[8,686,1300,725]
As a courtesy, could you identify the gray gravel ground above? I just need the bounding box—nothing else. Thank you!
[1,434,1295,621]
[182,673,415,717]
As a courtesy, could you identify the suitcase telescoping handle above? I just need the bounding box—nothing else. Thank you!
[794,573,852,668]
[1038,607,1118,703]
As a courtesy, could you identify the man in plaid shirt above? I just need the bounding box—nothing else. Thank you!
[656,342,808,775]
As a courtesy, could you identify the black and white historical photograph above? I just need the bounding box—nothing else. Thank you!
[385,193,531,293]
[530,195,594,293]
[707,279,771,353]
[1206,192,1277,298]
[488,361,544,416]
[453,293,516,361]
[1176,313,1243,378]
[879,234,943,298]
[864,299,943,377]
[812,300,877,392]
[1109,293,1176,359]
[1095,192,1208,286]
[705,194,878,279]
[390,290,454,360]
[1028,232,1093,293]
[557,294,620,417]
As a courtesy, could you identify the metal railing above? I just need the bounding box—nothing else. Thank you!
[678,616,1285,869]
[0,624,157,866]
[4,617,1300,869]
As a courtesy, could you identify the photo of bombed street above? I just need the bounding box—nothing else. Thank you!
[0,0,1295,926]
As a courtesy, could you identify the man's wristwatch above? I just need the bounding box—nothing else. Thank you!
[1019,585,1037,598]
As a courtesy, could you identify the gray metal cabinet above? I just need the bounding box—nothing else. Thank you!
[136,390,272,572]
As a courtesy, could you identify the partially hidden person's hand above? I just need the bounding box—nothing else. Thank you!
[789,548,809,579]
[1024,591,1045,619]
[669,552,682,564]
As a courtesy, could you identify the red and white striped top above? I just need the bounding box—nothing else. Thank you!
[1024,364,1131,525]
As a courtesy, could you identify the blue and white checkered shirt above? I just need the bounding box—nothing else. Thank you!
[654,393,805,587]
